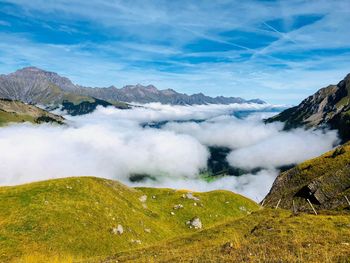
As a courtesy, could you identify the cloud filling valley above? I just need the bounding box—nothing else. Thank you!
[0,103,338,200]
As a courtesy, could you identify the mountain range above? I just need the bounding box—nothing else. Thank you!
[0,67,264,115]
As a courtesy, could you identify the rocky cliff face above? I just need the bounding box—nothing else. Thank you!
[0,67,264,107]
[262,142,350,213]
[266,73,350,142]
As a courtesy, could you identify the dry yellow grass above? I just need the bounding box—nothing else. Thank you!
[0,177,258,262]
[13,254,74,263]
[1,176,349,262]
[107,209,350,263]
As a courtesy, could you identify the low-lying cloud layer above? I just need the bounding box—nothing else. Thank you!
[0,122,208,184]
[0,103,339,200]
[227,129,337,170]
[163,116,338,169]
[163,115,283,149]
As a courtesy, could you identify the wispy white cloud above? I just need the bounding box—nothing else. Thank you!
[0,0,350,103]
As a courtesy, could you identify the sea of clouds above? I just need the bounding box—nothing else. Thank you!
[0,103,339,201]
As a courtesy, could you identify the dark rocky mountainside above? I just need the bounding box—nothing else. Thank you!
[262,142,350,213]
[0,98,64,125]
[266,73,350,142]
[0,67,264,108]
[0,67,129,115]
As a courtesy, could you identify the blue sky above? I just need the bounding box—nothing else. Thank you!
[0,0,350,104]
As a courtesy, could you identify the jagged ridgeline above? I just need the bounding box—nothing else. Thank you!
[0,67,264,116]
[266,73,350,142]
[0,67,130,115]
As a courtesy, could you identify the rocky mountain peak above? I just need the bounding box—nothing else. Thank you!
[161,88,177,96]
[16,66,44,73]
[11,66,56,78]
[9,66,75,89]
[145,84,158,91]
[123,84,158,92]
[266,72,350,142]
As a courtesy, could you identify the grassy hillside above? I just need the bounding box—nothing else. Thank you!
[0,177,258,262]
[1,176,349,262]
[0,110,36,125]
[0,99,64,126]
[263,141,350,212]
[108,209,350,262]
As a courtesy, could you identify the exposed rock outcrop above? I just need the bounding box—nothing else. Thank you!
[262,142,350,213]
[111,224,124,235]
[186,217,202,229]
[183,192,200,201]
[173,204,184,210]
[139,195,147,203]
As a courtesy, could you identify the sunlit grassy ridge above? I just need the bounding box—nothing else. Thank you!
[0,98,64,126]
[107,209,350,263]
[0,110,36,125]
[0,177,258,262]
